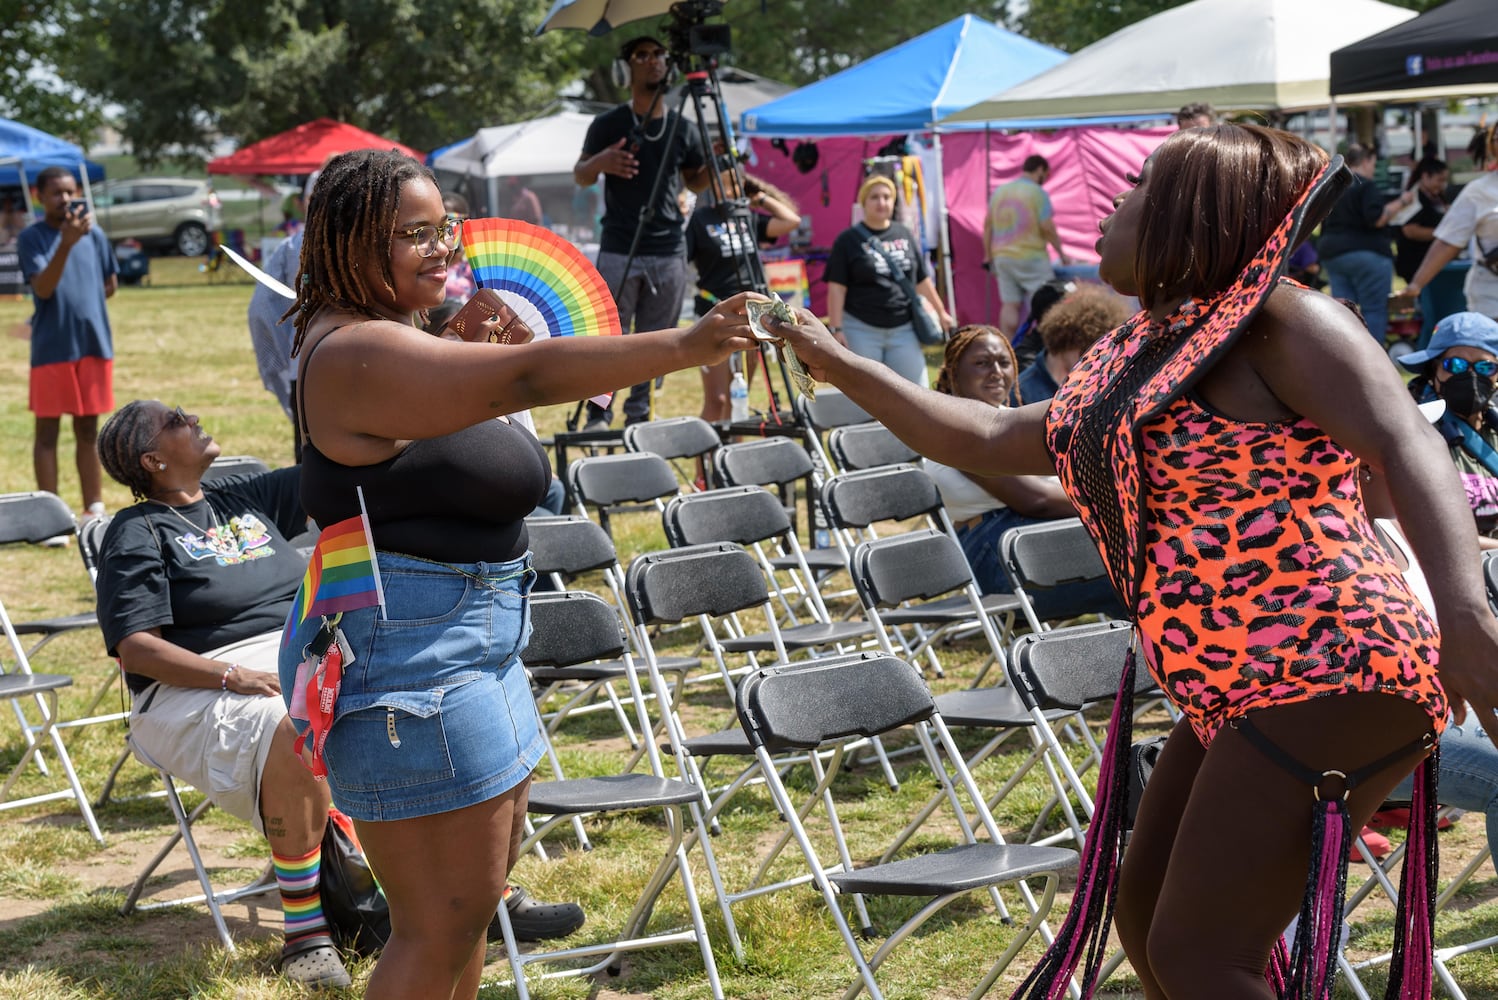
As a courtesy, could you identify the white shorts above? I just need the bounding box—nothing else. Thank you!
[993,256,1056,305]
[127,632,285,833]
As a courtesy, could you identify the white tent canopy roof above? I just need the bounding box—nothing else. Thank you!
[432,111,595,179]
[942,0,1416,124]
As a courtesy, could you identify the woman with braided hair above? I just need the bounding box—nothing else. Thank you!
[924,325,1120,620]
[277,148,756,1000]
[94,400,348,988]
[771,123,1498,999]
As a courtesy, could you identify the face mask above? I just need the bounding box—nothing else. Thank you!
[1440,369,1496,418]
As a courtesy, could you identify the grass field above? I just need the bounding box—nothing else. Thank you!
[0,259,1496,999]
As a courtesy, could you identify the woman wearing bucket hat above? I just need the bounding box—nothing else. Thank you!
[1397,311,1498,548]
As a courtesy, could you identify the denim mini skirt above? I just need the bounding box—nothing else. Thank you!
[279,551,545,822]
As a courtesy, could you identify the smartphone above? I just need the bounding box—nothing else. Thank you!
[67,199,88,217]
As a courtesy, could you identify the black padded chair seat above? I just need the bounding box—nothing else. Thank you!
[719,620,873,653]
[528,654,698,685]
[877,592,1021,626]
[829,841,1078,896]
[767,549,845,572]
[0,673,72,698]
[679,727,753,757]
[527,774,702,815]
[932,685,1061,729]
[11,611,98,637]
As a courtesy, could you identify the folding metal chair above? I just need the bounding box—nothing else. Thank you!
[621,542,892,961]
[822,464,1022,682]
[735,650,1078,1000]
[0,595,104,843]
[0,491,98,659]
[662,486,874,657]
[622,415,723,489]
[495,589,725,1000]
[81,524,277,941]
[827,421,918,473]
[1006,621,1154,848]
[713,435,847,608]
[999,517,1128,633]
[566,450,681,540]
[793,387,873,478]
[0,492,121,741]
[524,514,695,751]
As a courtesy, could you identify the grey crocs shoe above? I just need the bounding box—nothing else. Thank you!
[280,933,353,990]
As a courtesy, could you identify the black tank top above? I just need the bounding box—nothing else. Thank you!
[297,329,550,563]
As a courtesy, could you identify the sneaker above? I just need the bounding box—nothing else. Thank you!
[582,417,611,433]
[79,502,106,527]
[279,933,352,989]
[39,534,71,548]
[489,883,586,942]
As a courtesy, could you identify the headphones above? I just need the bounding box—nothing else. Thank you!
[611,43,632,89]
[612,37,674,91]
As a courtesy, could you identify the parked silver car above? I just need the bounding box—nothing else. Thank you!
[94,177,223,256]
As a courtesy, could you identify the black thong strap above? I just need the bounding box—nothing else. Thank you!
[1231,714,1433,802]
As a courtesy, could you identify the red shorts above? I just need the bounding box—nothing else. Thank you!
[30,357,114,418]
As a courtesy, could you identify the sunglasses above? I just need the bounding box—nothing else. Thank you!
[150,405,190,445]
[630,48,668,63]
[1441,357,1498,377]
[396,216,460,259]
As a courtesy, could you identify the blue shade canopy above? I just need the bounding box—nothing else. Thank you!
[739,15,1066,137]
[0,117,105,184]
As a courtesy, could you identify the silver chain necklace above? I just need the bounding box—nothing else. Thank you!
[630,106,667,143]
[149,497,240,557]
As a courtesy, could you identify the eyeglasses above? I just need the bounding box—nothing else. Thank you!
[150,406,189,445]
[1441,356,1498,377]
[396,216,460,259]
[630,48,668,63]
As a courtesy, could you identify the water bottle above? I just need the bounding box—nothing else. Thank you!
[729,371,750,422]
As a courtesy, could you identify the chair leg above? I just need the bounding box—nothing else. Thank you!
[0,688,104,843]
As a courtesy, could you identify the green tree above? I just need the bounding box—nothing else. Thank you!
[0,0,106,144]
[57,0,592,166]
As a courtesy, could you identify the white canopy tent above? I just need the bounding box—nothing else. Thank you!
[942,0,1417,125]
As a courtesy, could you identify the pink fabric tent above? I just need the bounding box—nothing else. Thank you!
[747,125,1172,325]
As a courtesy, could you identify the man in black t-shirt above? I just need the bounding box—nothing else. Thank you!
[575,35,709,428]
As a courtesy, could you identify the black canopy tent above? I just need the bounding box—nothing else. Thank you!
[1330,0,1498,102]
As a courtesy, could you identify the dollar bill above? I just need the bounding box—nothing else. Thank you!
[745,296,796,341]
[746,297,815,399]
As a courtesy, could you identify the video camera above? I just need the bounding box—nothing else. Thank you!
[663,0,732,61]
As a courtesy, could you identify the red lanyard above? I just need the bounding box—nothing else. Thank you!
[293,630,344,779]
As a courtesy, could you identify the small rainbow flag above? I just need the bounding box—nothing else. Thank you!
[285,492,385,641]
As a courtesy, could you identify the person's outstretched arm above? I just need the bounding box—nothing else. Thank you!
[770,310,1054,477]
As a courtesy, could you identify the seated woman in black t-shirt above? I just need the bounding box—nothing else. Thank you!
[94,401,584,984]
[95,400,349,988]
[685,167,801,422]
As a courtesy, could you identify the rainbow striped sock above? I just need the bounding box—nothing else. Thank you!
[273,844,330,943]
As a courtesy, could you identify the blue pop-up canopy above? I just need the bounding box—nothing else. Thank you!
[0,117,105,186]
[740,15,1068,137]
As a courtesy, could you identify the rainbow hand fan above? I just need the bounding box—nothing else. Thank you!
[460,218,622,342]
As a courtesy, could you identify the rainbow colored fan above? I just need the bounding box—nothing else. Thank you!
[459,218,621,341]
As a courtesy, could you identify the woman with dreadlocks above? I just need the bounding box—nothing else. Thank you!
[771,124,1498,999]
[276,148,755,1000]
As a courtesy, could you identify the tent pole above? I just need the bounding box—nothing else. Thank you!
[931,130,957,322]
[1328,99,1339,153]
[1412,104,1423,163]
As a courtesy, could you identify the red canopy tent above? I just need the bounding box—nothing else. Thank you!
[207,118,422,174]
